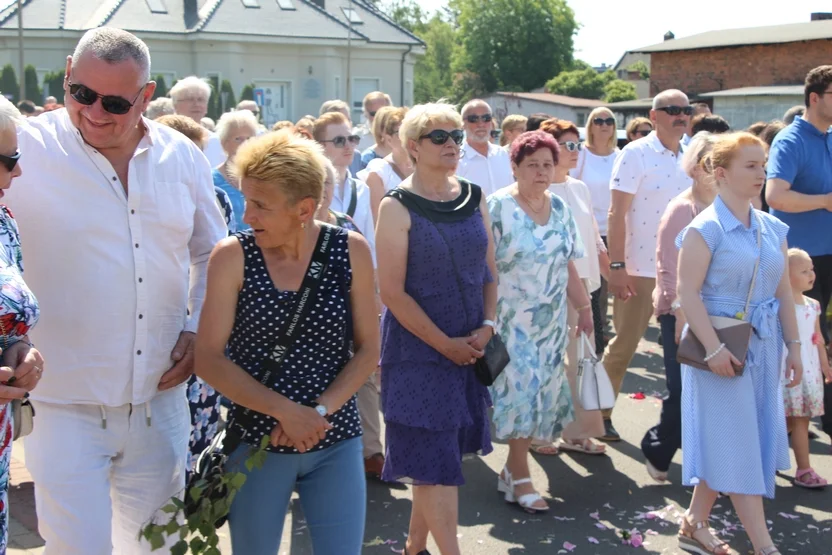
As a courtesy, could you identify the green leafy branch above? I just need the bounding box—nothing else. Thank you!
[139,435,270,554]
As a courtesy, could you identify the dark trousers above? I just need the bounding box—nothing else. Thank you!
[806,254,832,436]
[641,314,682,472]
[591,236,609,355]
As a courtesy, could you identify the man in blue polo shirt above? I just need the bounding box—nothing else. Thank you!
[767,65,832,438]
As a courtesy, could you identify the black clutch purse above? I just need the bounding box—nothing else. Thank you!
[474,333,509,386]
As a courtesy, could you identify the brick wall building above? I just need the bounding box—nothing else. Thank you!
[630,16,832,97]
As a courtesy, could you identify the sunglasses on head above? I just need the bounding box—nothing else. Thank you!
[419,129,465,146]
[0,151,20,172]
[465,114,492,124]
[593,117,616,126]
[322,135,361,148]
[634,129,652,137]
[68,80,145,115]
[656,105,694,116]
[559,141,582,152]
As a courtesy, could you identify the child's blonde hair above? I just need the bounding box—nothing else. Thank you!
[787,247,812,266]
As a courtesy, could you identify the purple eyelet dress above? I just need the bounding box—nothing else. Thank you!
[380,180,493,486]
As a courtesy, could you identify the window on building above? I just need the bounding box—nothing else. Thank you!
[146,0,168,13]
[341,7,363,24]
[241,0,260,7]
[276,0,295,9]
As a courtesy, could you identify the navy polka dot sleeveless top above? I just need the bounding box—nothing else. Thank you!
[226,228,361,454]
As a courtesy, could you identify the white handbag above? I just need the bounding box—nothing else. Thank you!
[576,333,616,411]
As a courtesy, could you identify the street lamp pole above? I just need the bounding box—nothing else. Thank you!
[17,0,25,102]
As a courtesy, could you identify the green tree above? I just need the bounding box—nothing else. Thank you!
[452,0,577,93]
[626,60,650,80]
[0,65,19,103]
[240,84,255,101]
[386,1,457,103]
[152,75,168,99]
[219,79,237,113]
[206,75,220,120]
[603,79,637,103]
[546,67,606,99]
[42,70,65,103]
[24,65,41,103]
[450,70,487,105]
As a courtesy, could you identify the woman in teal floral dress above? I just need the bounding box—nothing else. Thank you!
[487,131,593,513]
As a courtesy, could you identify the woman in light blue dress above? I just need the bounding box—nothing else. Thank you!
[487,131,593,513]
[676,133,801,555]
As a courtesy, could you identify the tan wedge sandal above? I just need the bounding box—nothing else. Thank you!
[678,518,731,555]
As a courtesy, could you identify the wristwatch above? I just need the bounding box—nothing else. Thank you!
[610,261,626,270]
[314,404,328,417]
[482,319,497,334]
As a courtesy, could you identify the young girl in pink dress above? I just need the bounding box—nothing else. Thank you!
[784,248,832,488]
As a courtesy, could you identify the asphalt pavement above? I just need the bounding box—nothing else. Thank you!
[9,322,832,554]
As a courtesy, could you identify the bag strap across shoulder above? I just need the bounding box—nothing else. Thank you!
[741,212,762,320]
[230,224,336,432]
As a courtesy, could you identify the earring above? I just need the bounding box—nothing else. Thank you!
[301,222,306,229]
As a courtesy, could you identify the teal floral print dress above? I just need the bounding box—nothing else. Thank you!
[487,190,583,441]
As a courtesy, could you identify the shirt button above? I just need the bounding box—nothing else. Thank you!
[137,350,142,355]
[138,314,143,319]
[131,209,136,215]
[112,177,117,181]
[135,243,139,248]
[138,277,143,283]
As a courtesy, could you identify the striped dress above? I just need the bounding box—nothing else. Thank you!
[675,195,790,498]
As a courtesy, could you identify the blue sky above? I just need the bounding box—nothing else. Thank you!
[410,0,830,66]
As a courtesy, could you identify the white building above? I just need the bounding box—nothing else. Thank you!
[698,86,803,130]
[0,0,424,127]
[483,92,603,127]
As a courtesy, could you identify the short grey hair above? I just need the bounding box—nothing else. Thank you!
[169,76,212,102]
[461,99,491,118]
[145,97,174,120]
[72,27,151,83]
[215,109,259,143]
[0,96,22,135]
[319,99,350,116]
[652,89,689,110]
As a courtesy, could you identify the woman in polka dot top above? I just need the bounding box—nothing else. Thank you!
[195,131,380,555]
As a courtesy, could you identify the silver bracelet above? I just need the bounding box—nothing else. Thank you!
[703,343,726,362]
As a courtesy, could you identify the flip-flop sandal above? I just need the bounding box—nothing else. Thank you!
[794,468,828,489]
[529,442,559,455]
[559,438,607,455]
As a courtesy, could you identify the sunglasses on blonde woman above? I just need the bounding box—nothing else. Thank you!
[592,117,616,126]
[0,151,20,172]
[419,129,465,146]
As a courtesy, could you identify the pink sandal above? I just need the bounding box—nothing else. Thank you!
[794,468,828,489]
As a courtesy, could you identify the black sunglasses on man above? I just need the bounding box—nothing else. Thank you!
[68,80,146,115]
[656,105,694,117]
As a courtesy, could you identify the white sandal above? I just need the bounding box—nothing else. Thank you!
[497,467,549,513]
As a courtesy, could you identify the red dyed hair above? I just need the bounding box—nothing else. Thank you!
[539,118,579,142]
[510,131,560,166]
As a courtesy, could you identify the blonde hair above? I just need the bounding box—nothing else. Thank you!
[788,248,812,266]
[702,132,765,174]
[0,95,22,135]
[312,112,350,142]
[233,130,327,205]
[500,115,527,146]
[271,120,294,132]
[216,109,259,143]
[155,114,207,149]
[373,106,408,146]
[400,101,463,163]
[585,107,617,150]
[680,132,718,178]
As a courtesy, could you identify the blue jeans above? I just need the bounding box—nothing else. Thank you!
[641,314,682,472]
[228,436,366,555]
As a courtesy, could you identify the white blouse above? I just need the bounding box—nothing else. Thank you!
[570,147,618,235]
[357,157,404,192]
[549,176,606,293]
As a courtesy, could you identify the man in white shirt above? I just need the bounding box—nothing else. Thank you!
[170,75,225,166]
[313,111,377,260]
[602,89,693,441]
[456,99,514,197]
[356,91,392,152]
[9,28,226,554]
